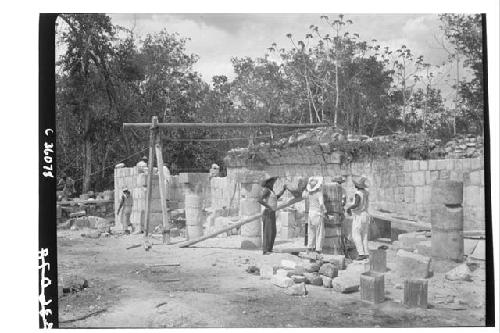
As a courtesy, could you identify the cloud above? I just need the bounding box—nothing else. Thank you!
[109,13,454,87]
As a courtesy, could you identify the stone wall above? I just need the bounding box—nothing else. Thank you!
[223,156,485,232]
[114,167,195,231]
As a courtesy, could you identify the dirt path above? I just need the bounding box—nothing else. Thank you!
[57,230,485,328]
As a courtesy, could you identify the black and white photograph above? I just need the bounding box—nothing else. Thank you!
[32,2,498,329]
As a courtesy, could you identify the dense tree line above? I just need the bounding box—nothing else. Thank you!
[55,14,484,193]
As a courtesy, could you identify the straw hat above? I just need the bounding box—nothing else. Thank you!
[332,175,345,184]
[306,176,323,192]
[353,176,369,189]
[122,187,130,193]
[261,176,278,188]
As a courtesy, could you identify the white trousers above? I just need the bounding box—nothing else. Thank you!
[308,214,325,251]
[352,212,370,256]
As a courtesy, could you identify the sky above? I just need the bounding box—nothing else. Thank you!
[106,13,469,104]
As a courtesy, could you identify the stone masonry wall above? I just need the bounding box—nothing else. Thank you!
[114,167,184,231]
[224,156,485,232]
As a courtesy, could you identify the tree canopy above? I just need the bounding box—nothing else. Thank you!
[55,14,485,194]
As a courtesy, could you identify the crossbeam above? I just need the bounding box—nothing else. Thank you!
[123,122,332,129]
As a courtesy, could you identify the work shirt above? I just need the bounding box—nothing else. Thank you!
[262,188,278,211]
[351,189,369,214]
[308,190,325,217]
[120,194,133,213]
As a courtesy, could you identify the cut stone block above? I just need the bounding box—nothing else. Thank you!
[470,240,485,260]
[260,265,274,279]
[319,263,338,278]
[396,250,432,279]
[291,275,307,284]
[322,275,333,288]
[322,254,346,270]
[286,266,306,277]
[303,262,321,273]
[271,275,294,288]
[280,260,298,270]
[369,249,387,273]
[360,271,385,304]
[398,233,427,249]
[285,283,307,296]
[431,180,463,205]
[332,275,360,293]
[415,241,432,257]
[403,279,428,308]
[303,272,323,286]
[276,269,290,278]
[464,239,479,255]
[445,263,473,281]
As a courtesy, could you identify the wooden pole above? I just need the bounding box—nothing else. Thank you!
[124,122,332,129]
[154,116,171,244]
[143,117,156,248]
[177,197,304,248]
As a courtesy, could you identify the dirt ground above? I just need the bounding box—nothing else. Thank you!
[57,229,486,328]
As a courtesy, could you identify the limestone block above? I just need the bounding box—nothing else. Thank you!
[280,260,298,270]
[259,265,274,279]
[396,250,432,279]
[369,249,387,273]
[271,275,294,288]
[332,275,360,293]
[241,237,262,249]
[240,198,261,216]
[439,170,450,180]
[419,160,428,171]
[428,160,437,170]
[413,171,426,186]
[414,186,431,204]
[436,159,448,170]
[415,241,432,257]
[470,240,485,260]
[431,180,463,205]
[319,263,338,278]
[285,283,307,296]
[403,279,428,308]
[290,275,307,284]
[303,272,323,286]
[322,276,333,288]
[360,271,385,304]
[469,170,482,186]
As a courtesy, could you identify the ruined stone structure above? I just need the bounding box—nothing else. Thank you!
[113,167,209,231]
[222,150,485,232]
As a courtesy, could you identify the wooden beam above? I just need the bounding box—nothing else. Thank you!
[177,197,304,248]
[124,122,332,129]
[154,118,171,244]
[143,116,156,239]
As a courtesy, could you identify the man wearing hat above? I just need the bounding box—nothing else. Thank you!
[258,176,287,255]
[305,176,326,254]
[117,187,134,233]
[346,176,371,260]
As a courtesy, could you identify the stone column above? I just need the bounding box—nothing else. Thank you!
[240,178,264,249]
[430,180,464,261]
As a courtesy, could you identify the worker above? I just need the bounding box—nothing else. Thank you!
[258,176,287,255]
[346,176,371,260]
[305,176,326,254]
[209,163,220,179]
[117,187,134,234]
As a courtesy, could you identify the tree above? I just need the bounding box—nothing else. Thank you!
[57,14,118,193]
[439,14,484,134]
